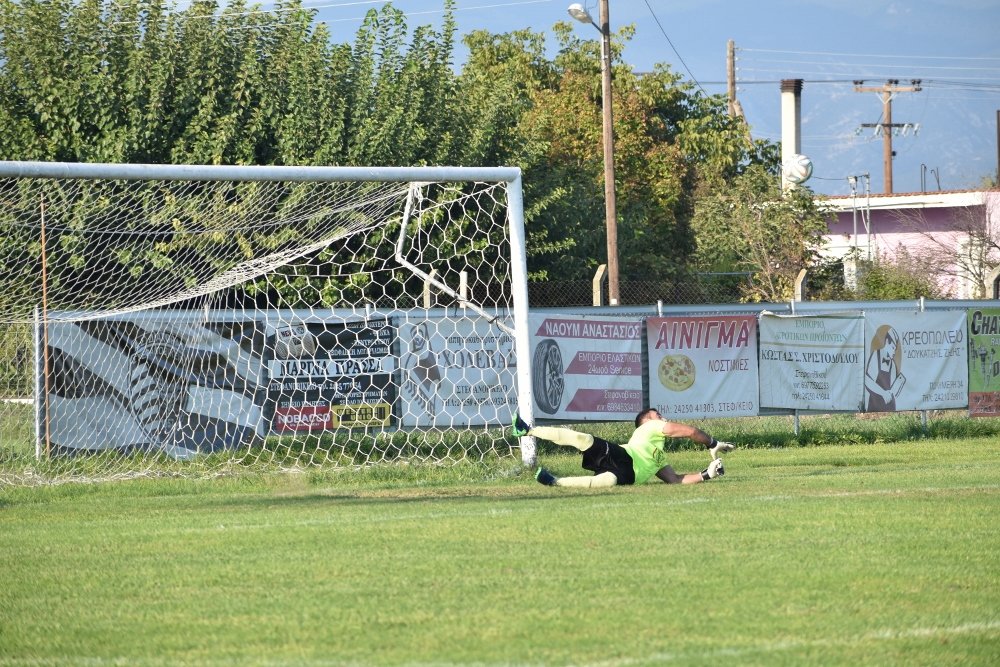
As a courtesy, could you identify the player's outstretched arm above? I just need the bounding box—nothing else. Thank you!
[659,421,734,459]
[655,458,725,485]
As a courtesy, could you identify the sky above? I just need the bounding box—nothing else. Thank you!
[278,0,1000,196]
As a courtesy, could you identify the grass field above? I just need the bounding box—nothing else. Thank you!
[2,437,999,666]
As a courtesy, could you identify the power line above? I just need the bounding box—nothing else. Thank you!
[639,0,706,94]
[739,47,1000,62]
[743,58,1000,74]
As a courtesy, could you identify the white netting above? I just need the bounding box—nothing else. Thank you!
[0,164,529,486]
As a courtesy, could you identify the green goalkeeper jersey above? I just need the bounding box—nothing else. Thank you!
[623,420,670,484]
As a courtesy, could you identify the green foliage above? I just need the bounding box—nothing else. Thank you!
[691,166,832,302]
[859,253,948,300]
[0,0,791,300]
[809,252,948,301]
[0,0,459,167]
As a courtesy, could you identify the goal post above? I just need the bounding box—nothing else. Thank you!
[0,161,537,485]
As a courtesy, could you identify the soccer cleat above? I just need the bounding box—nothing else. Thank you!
[535,467,558,486]
[511,412,532,437]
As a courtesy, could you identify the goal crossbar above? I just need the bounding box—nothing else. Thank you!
[0,161,523,184]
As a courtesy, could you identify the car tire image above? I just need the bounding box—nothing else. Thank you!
[532,338,564,415]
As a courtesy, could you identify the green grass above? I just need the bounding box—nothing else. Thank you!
[1,439,999,666]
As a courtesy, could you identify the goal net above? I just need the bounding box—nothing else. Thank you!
[0,162,535,486]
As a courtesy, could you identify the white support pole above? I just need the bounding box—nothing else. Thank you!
[506,175,537,468]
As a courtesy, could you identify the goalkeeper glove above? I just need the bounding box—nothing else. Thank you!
[709,438,735,460]
[701,458,725,481]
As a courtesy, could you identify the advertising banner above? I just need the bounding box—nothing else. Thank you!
[45,314,266,458]
[863,311,967,412]
[759,313,865,411]
[265,317,395,431]
[528,314,643,420]
[397,316,515,426]
[647,315,759,419]
[968,308,1000,417]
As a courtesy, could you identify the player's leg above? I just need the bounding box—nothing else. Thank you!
[535,467,617,487]
[552,471,618,488]
[512,412,593,451]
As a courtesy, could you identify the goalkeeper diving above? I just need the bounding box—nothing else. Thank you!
[512,408,734,488]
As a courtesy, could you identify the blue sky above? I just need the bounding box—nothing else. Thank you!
[284,0,1000,196]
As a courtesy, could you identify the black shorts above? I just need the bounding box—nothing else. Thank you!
[581,437,636,485]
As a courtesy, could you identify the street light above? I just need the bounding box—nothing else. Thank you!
[567,1,619,306]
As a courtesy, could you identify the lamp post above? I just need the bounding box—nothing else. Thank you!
[568,1,619,306]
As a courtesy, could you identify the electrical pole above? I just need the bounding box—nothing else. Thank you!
[854,79,921,194]
[727,40,736,116]
[598,0,619,306]
[725,40,752,145]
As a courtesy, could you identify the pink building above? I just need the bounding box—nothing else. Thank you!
[821,189,1000,299]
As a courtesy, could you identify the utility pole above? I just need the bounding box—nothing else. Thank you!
[726,40,752,145]
[727,40,737,116]
[568,2,619,304]
[597,0,619,305]
[854,79,922,194]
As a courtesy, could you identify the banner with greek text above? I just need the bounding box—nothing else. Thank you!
[265,317,396,431]
[528,314,643,420]
[968,308,1000,417]
[863,311,967,412]
[398,316,516,426]
[759,313,865,411]
[646,315,758,419]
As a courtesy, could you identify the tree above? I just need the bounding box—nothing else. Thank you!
[494,22,764,284]
[0,0,789,306]
[691,165,831,302]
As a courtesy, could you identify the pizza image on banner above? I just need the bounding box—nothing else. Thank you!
[528,314,643,420]
[647,315,759,419]
[658,354,696,391]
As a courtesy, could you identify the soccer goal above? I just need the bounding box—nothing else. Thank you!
[0,161,536,485]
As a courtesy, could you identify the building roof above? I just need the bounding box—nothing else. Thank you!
[821,189,990,212]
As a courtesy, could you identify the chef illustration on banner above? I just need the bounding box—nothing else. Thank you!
[528,314,643,420]
[864,325,905,411]
[863,310,967,413]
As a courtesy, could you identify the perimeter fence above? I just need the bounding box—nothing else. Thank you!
[528,273,752,307]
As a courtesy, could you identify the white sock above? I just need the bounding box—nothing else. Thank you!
[529,426,594,452]
[555,471,618,488]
